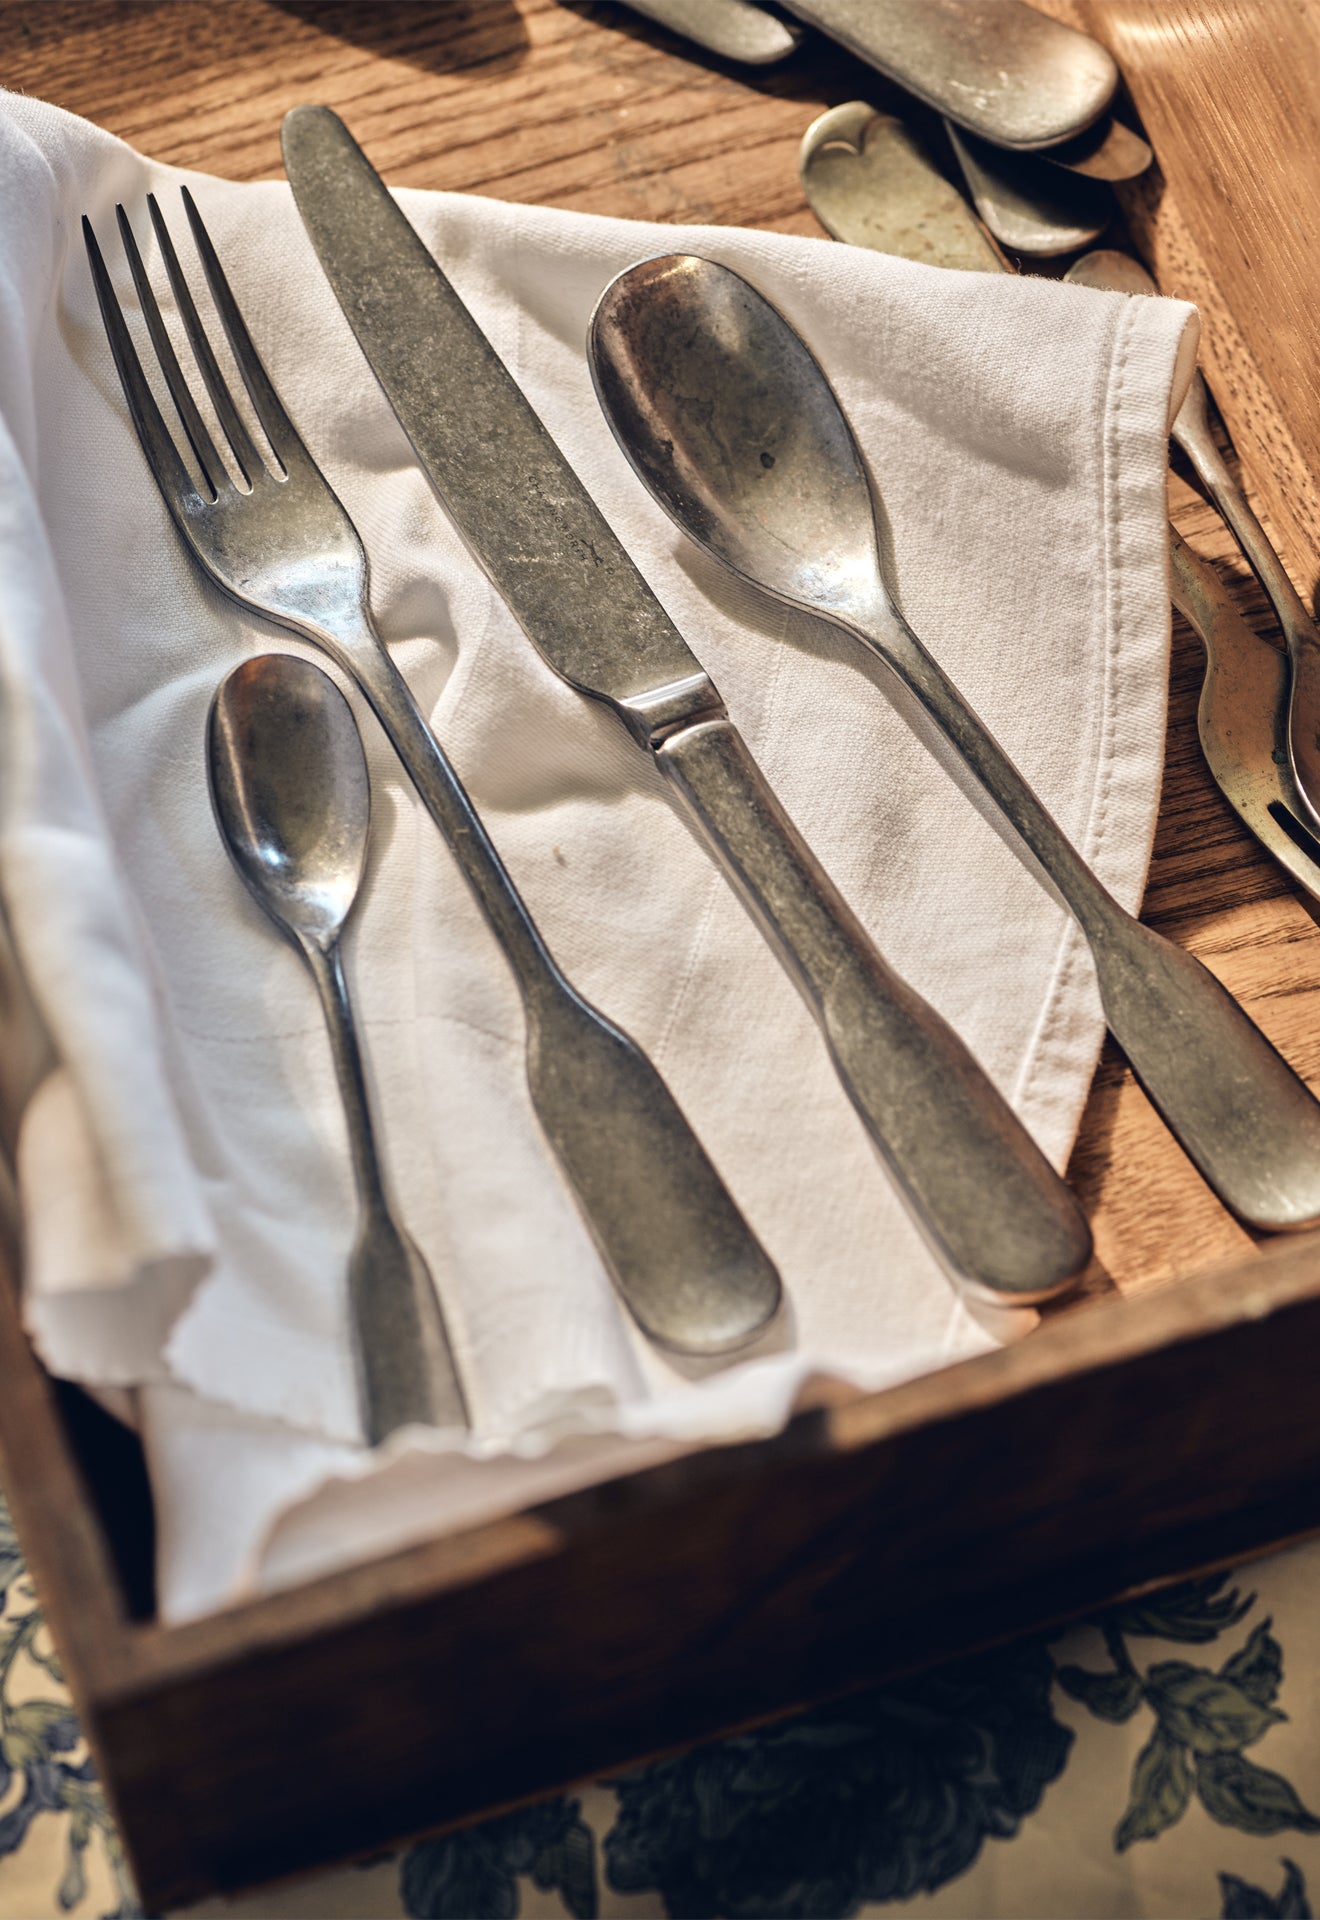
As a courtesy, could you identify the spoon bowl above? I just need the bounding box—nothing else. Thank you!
[208,652,369,949]
[590,254,881,627]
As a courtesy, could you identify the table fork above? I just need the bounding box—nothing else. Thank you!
[81,188,782,1356]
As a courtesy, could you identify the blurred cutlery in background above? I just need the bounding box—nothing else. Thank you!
[1067,248,1320,836]
[283,103,1096,1307]
[779,0,1117,150]
[800,103,1001,270]
[620,0,801,64]
[1170,534,1320,910]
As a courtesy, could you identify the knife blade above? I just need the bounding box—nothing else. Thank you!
[280,104,1092,1303]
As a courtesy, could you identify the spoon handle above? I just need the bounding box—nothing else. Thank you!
[864,605,1320,1232]
[1172,372,1320,828]
[656,712,1091,1302]
[325,633,781,1355]
[303,937,469,1441]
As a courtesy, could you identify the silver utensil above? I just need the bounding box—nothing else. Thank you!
[620,0,801,63]
[946,122,1111,256]
[800,132,1320,926]
[1066,249,1320,835]
[83,192,781,1358]
[282,103,1092,1305]
[1036,117,1152,184]
[1170,534,1320,907]
[208,653,468,1441]
[588,253,1320,1233]
[779,0,1116,151]
[800,104,1001,271]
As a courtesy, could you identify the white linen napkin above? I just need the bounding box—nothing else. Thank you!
[0,91,1196,1620]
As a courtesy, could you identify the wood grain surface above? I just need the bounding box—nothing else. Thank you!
[6,0,1318,1307]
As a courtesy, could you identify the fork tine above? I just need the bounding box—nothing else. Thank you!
[145,193,265,488]
[82,215,207,512]
[180,185,310,473]
[115,204,230,497]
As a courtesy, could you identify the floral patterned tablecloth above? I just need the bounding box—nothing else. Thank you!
[3,1482,1320,1920]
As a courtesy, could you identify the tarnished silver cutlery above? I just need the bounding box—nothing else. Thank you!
[800,108,1320,923]
[588,253,1320,1233]
[282,103,1092,1305]
[778,0,1117,152]
[621,0,801,63]
[208,654,468,1441]
[1169,535,1320,906]
[799,104,1002,271]
[1066,249,1320,836]
[83,191,782,1358]
[945,123,1111,256]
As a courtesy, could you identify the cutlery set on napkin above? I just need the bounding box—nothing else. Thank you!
[0,79,1303,1614]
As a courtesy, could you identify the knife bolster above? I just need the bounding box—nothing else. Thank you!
[620,671,726,747]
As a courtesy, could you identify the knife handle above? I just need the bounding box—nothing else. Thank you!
[655,714,1091,1301]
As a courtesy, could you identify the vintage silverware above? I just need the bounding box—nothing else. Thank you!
[778,0,1116,151]
[83,192,781,1357]
[1066,249,1320,834]
[282,103,1092,1305]
[800,104,1001,271]
[946,122,1111,256]
[1035,117,1151,184]
[800,131,1320,920]
[620,0,801,63]
[588,253,1320,1233]
[208,653,468,1441]
[1170,534,1320,906]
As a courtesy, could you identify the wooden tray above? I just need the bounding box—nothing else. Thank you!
[3,1,1320,1909]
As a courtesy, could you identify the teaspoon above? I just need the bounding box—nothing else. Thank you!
[208,653,468,1443]
[589,255,1320,1232]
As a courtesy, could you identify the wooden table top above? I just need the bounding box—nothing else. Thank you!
[3,0,1318,1304]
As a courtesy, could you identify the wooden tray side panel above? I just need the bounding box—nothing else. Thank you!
[96,1266,1320,1911]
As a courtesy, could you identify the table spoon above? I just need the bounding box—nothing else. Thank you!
[208,653,469,1444]
[1066,249,1320,837]
[589,254,1320,1232]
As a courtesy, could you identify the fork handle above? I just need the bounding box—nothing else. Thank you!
[335,637,781,1354]
[656,713,1091,1301]
[348,643,562,986]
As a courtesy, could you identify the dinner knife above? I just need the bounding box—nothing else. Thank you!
[281,104,1091,1304]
